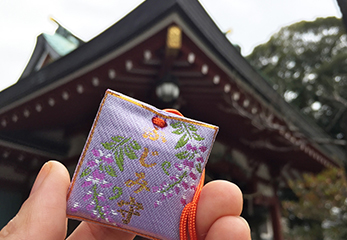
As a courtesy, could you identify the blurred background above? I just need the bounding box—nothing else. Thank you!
[1,0,346,239]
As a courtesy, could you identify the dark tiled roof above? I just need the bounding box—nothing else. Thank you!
[0,0,345,164]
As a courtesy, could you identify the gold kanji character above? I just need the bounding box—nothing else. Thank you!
[125,172,150,193]
[117,197,143,224]
[139,147,157,168]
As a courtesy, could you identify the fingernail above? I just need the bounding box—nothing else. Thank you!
[30,161,52,196]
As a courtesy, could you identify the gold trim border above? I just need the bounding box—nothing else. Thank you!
[108,90,218,130]
[67,214,160,240]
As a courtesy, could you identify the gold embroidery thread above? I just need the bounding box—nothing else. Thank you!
[125,172,150,193]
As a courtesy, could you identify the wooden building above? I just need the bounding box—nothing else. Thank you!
[0,0,345,239]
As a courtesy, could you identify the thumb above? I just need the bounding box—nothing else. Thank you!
[0,161,70,240]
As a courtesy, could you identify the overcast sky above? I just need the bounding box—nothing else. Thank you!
[0,0,342,91]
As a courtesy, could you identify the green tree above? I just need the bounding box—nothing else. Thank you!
[282,168,347,240]
[247,17,347,139]
[247,17,347,239]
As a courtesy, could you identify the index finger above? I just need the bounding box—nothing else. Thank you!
[196,180,245,239]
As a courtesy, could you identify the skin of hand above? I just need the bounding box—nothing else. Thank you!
[0,161,251,240]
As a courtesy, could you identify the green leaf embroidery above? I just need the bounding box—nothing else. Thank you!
[175,133,189,149]
[117,137,130,147]
[175,150,195,160]
[188,124,198,131]
[192,132,205,141]
[196,163,202,173]
[130,141,141,150]
[104,165,117,177]
[102,135,142,172]
[92,184,105,219]
[115,148,124,172]
[101,142,114,150]
[175,151,190,160]
[99,163,103,171]
[109,186,122,200]
[80,167,92,178]
[160,171,187,193]
[124,145,137,159]
[171,121,205,149]
[172,128,184,135]
[112,136,124,142]
[161,161,171,175]
[170,122,182,129]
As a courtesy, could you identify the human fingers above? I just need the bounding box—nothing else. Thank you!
[0,161,70,240]
[67,221,135,240]
[205,216,251,240]
[196,180,244,240]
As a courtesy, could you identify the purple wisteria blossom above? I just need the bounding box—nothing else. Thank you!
[78,149,119,222]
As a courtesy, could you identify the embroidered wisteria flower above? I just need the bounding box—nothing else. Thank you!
[81,169,113,188]
[170,143,208,206]
[174,160,198,180]
[176,143,207,161]
[82,184,118,222]
[91,149,113,164]
[78,149,120,222]
[152,124,208,208]
[69,202,80,213]
[90,204,118,223]
[80,149,117,179]
[175,143,207,174]
[152,180,173,208]
[152,170,196,207]
[187,143,207,155]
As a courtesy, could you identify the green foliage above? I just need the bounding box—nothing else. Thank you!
[114,147,124,172]
[109,186,122,200]
[282,168,347,239]
[247,17,347,138]
[176,133,189,149]
[175,150,190,160]
[104,165,117,177]
[175,150,196,160]
[80,166,92,178]
[196,163,202,173]
[102,135,142,172]
[171,122,204,149]
[248,17,347,238]
[161,161,171,175]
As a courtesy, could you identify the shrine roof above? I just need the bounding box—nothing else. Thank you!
[19,20,84,80]
[0,0,345,168]
[42,33,79,56]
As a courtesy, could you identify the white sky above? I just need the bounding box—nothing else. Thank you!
[0,0,342,91]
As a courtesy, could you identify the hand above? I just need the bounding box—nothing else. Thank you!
[0,161,251,240]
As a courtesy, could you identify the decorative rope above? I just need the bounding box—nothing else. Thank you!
[162,109,204,240]
[179,170,205,240]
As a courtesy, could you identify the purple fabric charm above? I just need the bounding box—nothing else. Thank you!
[66,89,219,240]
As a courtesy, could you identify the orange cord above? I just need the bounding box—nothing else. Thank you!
[179,170,205,240]
[162,109,204,240]
[163,109,184,117]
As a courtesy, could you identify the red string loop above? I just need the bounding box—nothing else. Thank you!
[152,117,167,128]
